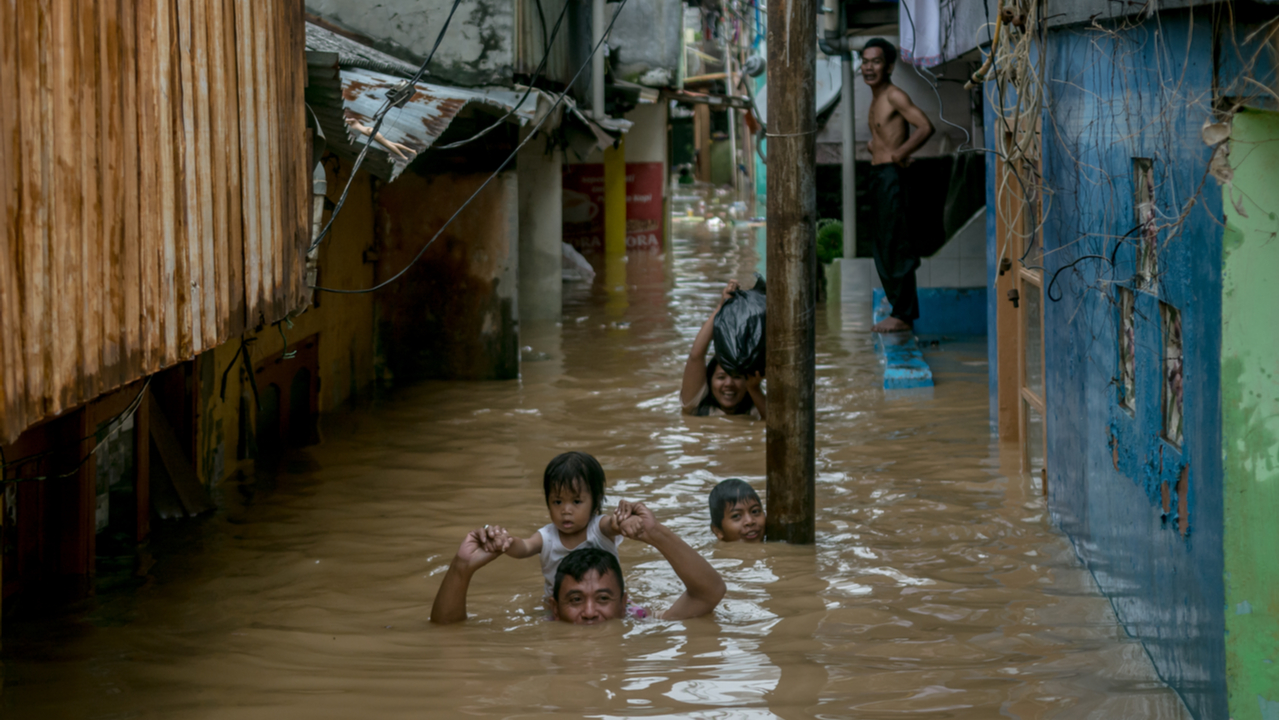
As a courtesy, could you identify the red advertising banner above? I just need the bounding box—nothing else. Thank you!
[562,162,664,254]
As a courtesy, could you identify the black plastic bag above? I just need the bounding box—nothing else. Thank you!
[712,275,767,376]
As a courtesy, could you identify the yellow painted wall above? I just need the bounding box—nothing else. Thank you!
[196,160,378,487]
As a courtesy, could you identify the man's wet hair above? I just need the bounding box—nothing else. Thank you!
[553,547,625,601]
[861,38,898,67]
[544,451,607,515]
[709,478,762,530]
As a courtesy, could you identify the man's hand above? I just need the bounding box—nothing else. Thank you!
[891,149,914,168]
[618,503,726,620]
[612,500,637,529]
[720,279,741,303]
[454,527,506,573]
[477,525,513,555]
[619,502,660,543]
[431,527,506,624]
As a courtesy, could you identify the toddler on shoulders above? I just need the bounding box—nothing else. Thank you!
[481,451,633,598]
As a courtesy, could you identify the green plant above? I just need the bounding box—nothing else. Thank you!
[816,219,843,265]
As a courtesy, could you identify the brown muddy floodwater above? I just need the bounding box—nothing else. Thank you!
[1,190,1191,719]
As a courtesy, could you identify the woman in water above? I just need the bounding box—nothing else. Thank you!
[680,280,767,420]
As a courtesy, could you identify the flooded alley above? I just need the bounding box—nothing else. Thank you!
[0,191,1191,719]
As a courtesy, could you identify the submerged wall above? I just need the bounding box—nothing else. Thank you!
[198,159,379,486]
[374,169,520,382]
[1033,15,1228,718]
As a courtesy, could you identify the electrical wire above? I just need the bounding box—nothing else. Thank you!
[312,0,633,295]
[534,0,551,57]
[1,378,152,486]
[309,0,468,254]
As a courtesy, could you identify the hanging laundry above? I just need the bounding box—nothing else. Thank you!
[899,0,943,68]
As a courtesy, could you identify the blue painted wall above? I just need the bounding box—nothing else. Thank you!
[987,13,1229,718]
[874,287,988,336]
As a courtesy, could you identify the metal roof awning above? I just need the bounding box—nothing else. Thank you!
[308,57,554,181]
[306,22,632,182]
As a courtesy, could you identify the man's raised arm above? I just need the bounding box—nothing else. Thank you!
[619,503,726,620]
[430,526,508,624]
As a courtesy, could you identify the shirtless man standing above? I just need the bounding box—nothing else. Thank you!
[862,38,934,333]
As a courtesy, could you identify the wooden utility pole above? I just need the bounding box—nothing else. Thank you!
[764,0,817,543]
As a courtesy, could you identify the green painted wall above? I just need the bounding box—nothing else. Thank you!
[1221,107,1279,720]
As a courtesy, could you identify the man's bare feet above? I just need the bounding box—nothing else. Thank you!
[872,316,913,333]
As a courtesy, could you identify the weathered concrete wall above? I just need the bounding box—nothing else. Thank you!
[306,0,513,87]
[197,161,379,486]
[624,102,670,253]
[518,129,563,321]
[1221,108,1278,720]
[610,0,683,85]
[374,170,520,381]
[1033,16,1226,718]
[625,102,667,164]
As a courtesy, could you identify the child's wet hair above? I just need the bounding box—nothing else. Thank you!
[544,451,606,515]
[709,478,762,530]
[553,547,625,601]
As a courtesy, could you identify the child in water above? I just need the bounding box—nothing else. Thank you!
[709,478,766,542]
[479,451,633,598]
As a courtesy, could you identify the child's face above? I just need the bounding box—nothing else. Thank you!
[547,481,594,536]
[714,498,766,542]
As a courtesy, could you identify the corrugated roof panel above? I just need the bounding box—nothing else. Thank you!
[310,63,549,181]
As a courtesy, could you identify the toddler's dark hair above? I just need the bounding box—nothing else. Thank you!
[553,547,625,601]
[544,451,606,515]
[709,478,762,530]
[861,37,898,66]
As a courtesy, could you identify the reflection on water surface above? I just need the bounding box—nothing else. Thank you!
[0,190,1189,719]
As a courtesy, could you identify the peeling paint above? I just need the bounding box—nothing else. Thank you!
[1221,107,1279,720]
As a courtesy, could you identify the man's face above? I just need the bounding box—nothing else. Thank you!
[861,47,891,86]
[551,570,627,625]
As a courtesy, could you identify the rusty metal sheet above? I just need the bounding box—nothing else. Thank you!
[0,1,310,446]
[306,59,631,182]
[326,65,547,182]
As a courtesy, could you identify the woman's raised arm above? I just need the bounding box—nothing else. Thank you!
[680,280,739,411]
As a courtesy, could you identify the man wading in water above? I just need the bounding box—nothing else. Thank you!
[862,38,934,334]
[430,503,726,625]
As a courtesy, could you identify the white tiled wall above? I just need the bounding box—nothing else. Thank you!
[917,209,987,288]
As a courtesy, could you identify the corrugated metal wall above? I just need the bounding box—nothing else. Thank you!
[0,0,310,444]
[514,0,573,85]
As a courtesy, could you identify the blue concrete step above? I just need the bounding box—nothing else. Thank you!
[874,332,934,389]
[872,290,935,390]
